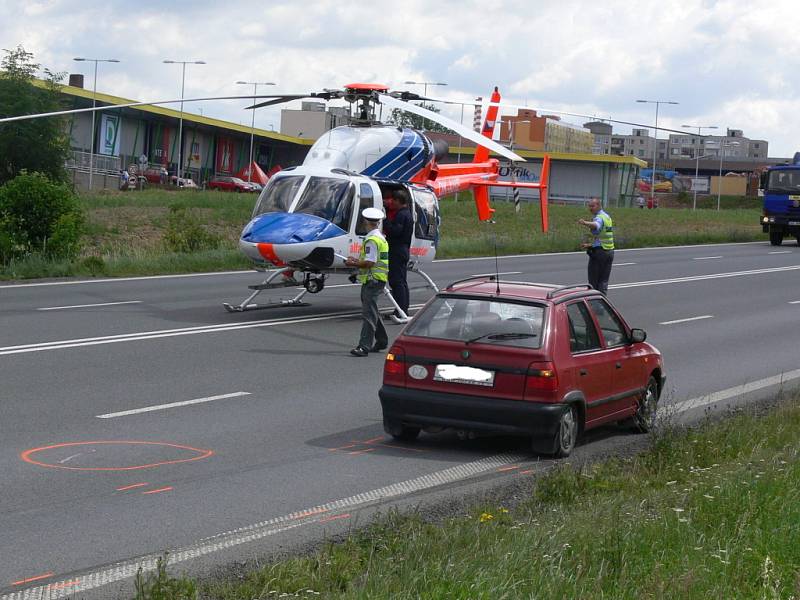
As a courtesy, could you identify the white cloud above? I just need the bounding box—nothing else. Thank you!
[1,0,799,155]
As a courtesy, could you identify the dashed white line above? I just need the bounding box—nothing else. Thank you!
[692,256,722,260]
[789,301,800,305]
[614,262,637,266]
[768,250,792,254]
[659,315,714,326]
[37,301,142,311]
[96,392,252,419]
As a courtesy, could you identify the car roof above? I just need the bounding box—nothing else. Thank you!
[442,277,601,304]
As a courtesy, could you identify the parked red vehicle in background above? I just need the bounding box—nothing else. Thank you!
[207,176,254,192]
[379,279,665,457]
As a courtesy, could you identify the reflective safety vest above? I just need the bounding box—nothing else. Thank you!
[359,232,389,283]
[595,210,615,250]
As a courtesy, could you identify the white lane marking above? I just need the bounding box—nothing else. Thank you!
[96,392,251,419]
[790,301,800,304]
[769,250,792,254]
[37,300,142,311]
[58,453,82,464]
[692,256,722,260]
[0,241,771,289]
[470,271,523,277]
[673,367,800,414]
[0,304,427,357]
[10,365,800,600]
[659,315,713,326]
[610,264,800,289]
[614,262,637,266]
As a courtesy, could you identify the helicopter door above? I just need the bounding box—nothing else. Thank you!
[410,188,440,262]
[352,182,382,237]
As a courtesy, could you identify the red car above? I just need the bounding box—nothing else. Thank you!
[379,279,665,457]
[207,176,253,192]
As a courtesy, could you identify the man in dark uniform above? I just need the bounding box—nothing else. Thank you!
[384,188,413,320]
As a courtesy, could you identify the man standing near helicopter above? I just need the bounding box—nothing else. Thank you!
[384,188,413,320]
[345,207,390,357]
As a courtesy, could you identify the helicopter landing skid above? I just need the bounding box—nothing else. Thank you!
[383,266,440,324]
[223,268,311,312]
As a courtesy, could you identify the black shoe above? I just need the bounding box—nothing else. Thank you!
[350,346,369,357]
[370,343,387,353]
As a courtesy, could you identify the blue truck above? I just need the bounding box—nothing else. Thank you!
[761,152,800,246]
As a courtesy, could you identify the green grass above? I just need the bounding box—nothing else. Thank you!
[151,396,799,600]
[0,189,768,280]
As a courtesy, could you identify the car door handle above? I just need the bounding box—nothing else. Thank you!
[616,362,622,369]
[580,369,588,376]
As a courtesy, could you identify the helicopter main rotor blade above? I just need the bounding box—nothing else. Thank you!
[247,91,341,110]
[378,93,525,163]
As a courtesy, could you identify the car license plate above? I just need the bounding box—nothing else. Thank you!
[434,364,495,387]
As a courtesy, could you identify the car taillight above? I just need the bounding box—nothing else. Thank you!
[524,361,559,398]
[384,345,406,386]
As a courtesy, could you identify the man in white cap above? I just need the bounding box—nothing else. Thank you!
[345,207,390,356]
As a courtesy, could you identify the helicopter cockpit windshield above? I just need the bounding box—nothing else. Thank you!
[292,177,354,231]
[253,175,304,217]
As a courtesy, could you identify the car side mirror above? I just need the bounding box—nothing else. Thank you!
[630,328,647,344]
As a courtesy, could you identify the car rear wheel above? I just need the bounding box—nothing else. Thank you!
[631,376,659,433]
[549,404,578,458]
[383,419,421,442]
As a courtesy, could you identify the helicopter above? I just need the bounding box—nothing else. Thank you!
[222,83,552,321]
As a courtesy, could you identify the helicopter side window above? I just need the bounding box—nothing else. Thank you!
[253,175,304,217]
[355,184,375,236]
[412,189,439,241]
[293,177,354,231]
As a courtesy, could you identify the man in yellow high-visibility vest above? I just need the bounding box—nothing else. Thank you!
[578,198,615,295]
[345,207,390,357]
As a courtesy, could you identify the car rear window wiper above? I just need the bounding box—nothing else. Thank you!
[466,332,538,344]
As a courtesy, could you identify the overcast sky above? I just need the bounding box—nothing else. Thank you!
[2,0,798,156]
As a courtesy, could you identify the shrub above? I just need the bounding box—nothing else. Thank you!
[163,204,221,253]
[0,171,84,259]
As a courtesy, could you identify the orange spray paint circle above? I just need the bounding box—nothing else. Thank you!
[20,440,214,471]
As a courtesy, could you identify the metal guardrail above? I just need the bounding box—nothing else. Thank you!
[65,151,120,174]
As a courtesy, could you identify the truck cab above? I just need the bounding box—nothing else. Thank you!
[761,152,800,246]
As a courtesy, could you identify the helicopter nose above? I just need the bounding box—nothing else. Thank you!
[241,212,345,244]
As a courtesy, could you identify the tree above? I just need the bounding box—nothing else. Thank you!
[387,102,454,134]
[0,46,70,185]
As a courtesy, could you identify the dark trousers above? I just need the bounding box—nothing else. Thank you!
[358,280,388,350]
[587,247,614,295]
[388,250,410,315]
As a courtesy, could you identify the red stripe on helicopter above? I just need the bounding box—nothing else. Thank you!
[257,243,287,266]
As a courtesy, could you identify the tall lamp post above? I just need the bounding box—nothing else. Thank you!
[73,57,120,191]
[636,99,679,206]
[403,80,447,130]
[237,80,276,183]
[163,59,206,182]
[716,139,740,211]
[681,124,718,210]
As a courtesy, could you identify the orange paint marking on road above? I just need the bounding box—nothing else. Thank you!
[142,486,173,495]
[320,513,351,523]
[348,448,376,455]
[362,436,384,444]
[20,440,214,471]
[519,469,536,475]
[374,442,426,453]
[50,579,81,590]
[116,482,149,491]
[290,507,330,520]
[12,571,54,586]
[497,465,520,472]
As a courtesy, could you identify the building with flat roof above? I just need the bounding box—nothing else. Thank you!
[499,110,593,154]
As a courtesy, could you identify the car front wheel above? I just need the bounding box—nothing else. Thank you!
[549,404,578,458]
[632,376,659,433]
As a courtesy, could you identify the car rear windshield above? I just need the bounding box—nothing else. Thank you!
[405,296,545,349]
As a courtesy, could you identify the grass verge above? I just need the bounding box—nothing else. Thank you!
[0,189,769,280]
[138,394,800,599]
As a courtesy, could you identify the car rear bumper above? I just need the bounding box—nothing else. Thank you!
[379,385,567,438]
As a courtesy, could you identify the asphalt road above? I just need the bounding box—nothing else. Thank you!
[2,240,800,598]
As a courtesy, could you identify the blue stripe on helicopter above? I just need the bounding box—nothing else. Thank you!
[241,212,346,244]
[371,132,429,180]
[361,129,417,177]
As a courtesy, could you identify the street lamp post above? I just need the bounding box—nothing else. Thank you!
[163,59,206,183]
[636,99,679,206]
[403,81,447,130]
[681,124,718,210]
[237,81,276,183]
[717,139,740,210]
[73,57,120,191]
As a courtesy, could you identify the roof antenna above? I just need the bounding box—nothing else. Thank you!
[493,232,500,295]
